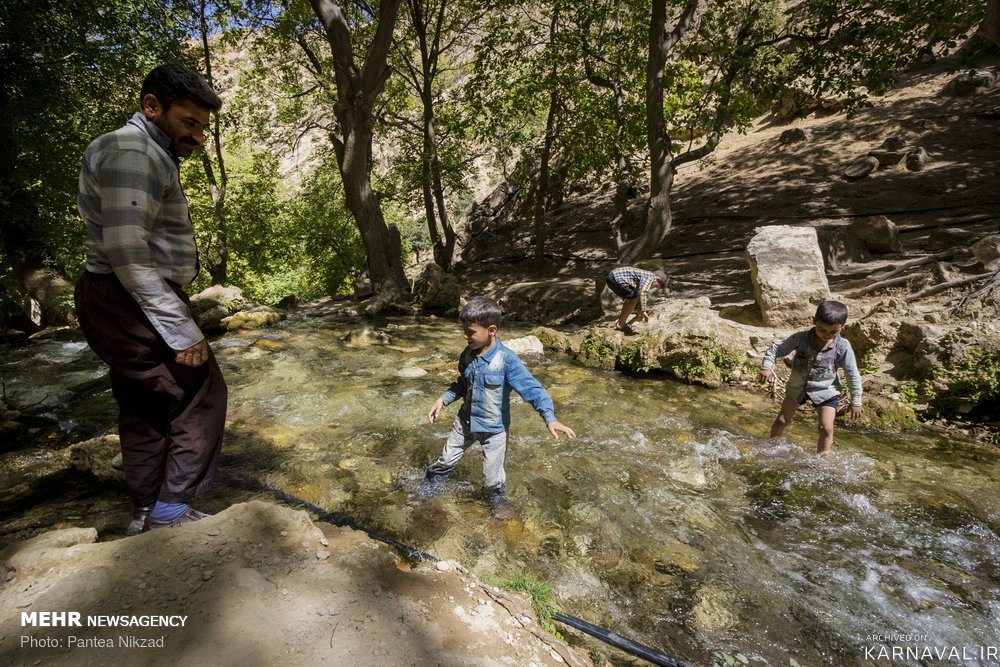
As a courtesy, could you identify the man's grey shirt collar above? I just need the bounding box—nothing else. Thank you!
[127,112,175,160]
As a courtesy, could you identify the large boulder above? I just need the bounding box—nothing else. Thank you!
[414,264,462,315]
[620,305,748,388]
[817,226,871,271]
[190,285,247,331]
[504,335,545,359]
[221,305,284,331]
[848,215,901,254]
[971,234,1000,269]
[746,226,830,326]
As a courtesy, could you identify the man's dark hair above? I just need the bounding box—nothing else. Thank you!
[460,296,502,328]
[141,63,222,112]
[815,300,848,325]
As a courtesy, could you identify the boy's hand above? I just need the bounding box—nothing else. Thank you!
[427,398,444,423]
[547,421,576,441]
[638,311,649,323]
[757,368,772,383]
[851,405,863,420]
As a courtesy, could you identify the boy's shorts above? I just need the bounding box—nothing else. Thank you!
[606,276,636,300]
[800,395,840,410]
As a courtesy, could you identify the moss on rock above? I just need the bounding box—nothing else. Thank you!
[576,329,619,369]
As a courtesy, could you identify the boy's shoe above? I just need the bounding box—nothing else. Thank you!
[149,507,209,529]
[125,505,153,536]
[488,494,515,521]
[406,479,437,506]
[614,323,637,335]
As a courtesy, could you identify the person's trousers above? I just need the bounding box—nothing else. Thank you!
[74,271,227,507]
[425,417,507,494]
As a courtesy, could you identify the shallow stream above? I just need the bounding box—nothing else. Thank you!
[2,307,999,666]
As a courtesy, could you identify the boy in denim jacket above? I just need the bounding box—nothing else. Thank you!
[410,296,575,518]
[757,300,863,454]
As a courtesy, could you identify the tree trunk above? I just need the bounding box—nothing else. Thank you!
[201,153,227,285]
[430,154,456,270]
[533,10,560,262]
[583,57,634,252]
[610,80,635,251]
[410,0,456,272]
[310,0,409,310]
[982,0,1000,47]
[332,109,409,307]
[620,0,705,264]
[198,0,227,286]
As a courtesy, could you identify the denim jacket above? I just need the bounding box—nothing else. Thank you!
[762,330,863,406]
[440,341,556,434]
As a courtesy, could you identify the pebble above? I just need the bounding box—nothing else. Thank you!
[316,549,331,560]
[319,537,329,546]
[207,528,221,536]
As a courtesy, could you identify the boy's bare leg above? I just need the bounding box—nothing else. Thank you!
[816,405,837,454]
[616,297,638,329]
[770,394,800,438]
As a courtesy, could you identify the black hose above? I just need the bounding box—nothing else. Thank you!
[225,470,438,563]
[225,469,693,667]
[553,613,694,667]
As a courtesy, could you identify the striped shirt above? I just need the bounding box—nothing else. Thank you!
[607,266,658,313]
[78,113,203,351]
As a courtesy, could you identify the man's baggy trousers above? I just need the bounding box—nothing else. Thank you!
[75,271,227,507]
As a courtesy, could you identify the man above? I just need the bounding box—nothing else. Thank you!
[75,63,227,535]
[605,266,669,334]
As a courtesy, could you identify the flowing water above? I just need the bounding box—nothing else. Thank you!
[2,307,999,666]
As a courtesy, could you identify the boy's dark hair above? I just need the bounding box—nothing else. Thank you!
[460,296,502,328]
[141,63,222,112]
[653,270,669,288]
[815,300,848,325]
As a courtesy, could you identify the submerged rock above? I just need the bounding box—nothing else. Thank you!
[504,335,545,358]
[223,305,285,331]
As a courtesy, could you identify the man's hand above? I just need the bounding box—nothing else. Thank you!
[547,420,576,441]
[175,340,209,367]
[851,405,863,420]
[637,311,649,324]
[427,398,445,423]
[757,368,773,384]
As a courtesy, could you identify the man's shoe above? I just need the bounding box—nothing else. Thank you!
[126,506,153,536]
[149,507,210,529]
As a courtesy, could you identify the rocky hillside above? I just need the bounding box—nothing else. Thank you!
[443,55,1000,435]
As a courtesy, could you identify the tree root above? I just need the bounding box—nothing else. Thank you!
[906,271,996,301]
[954,268,1000,310]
